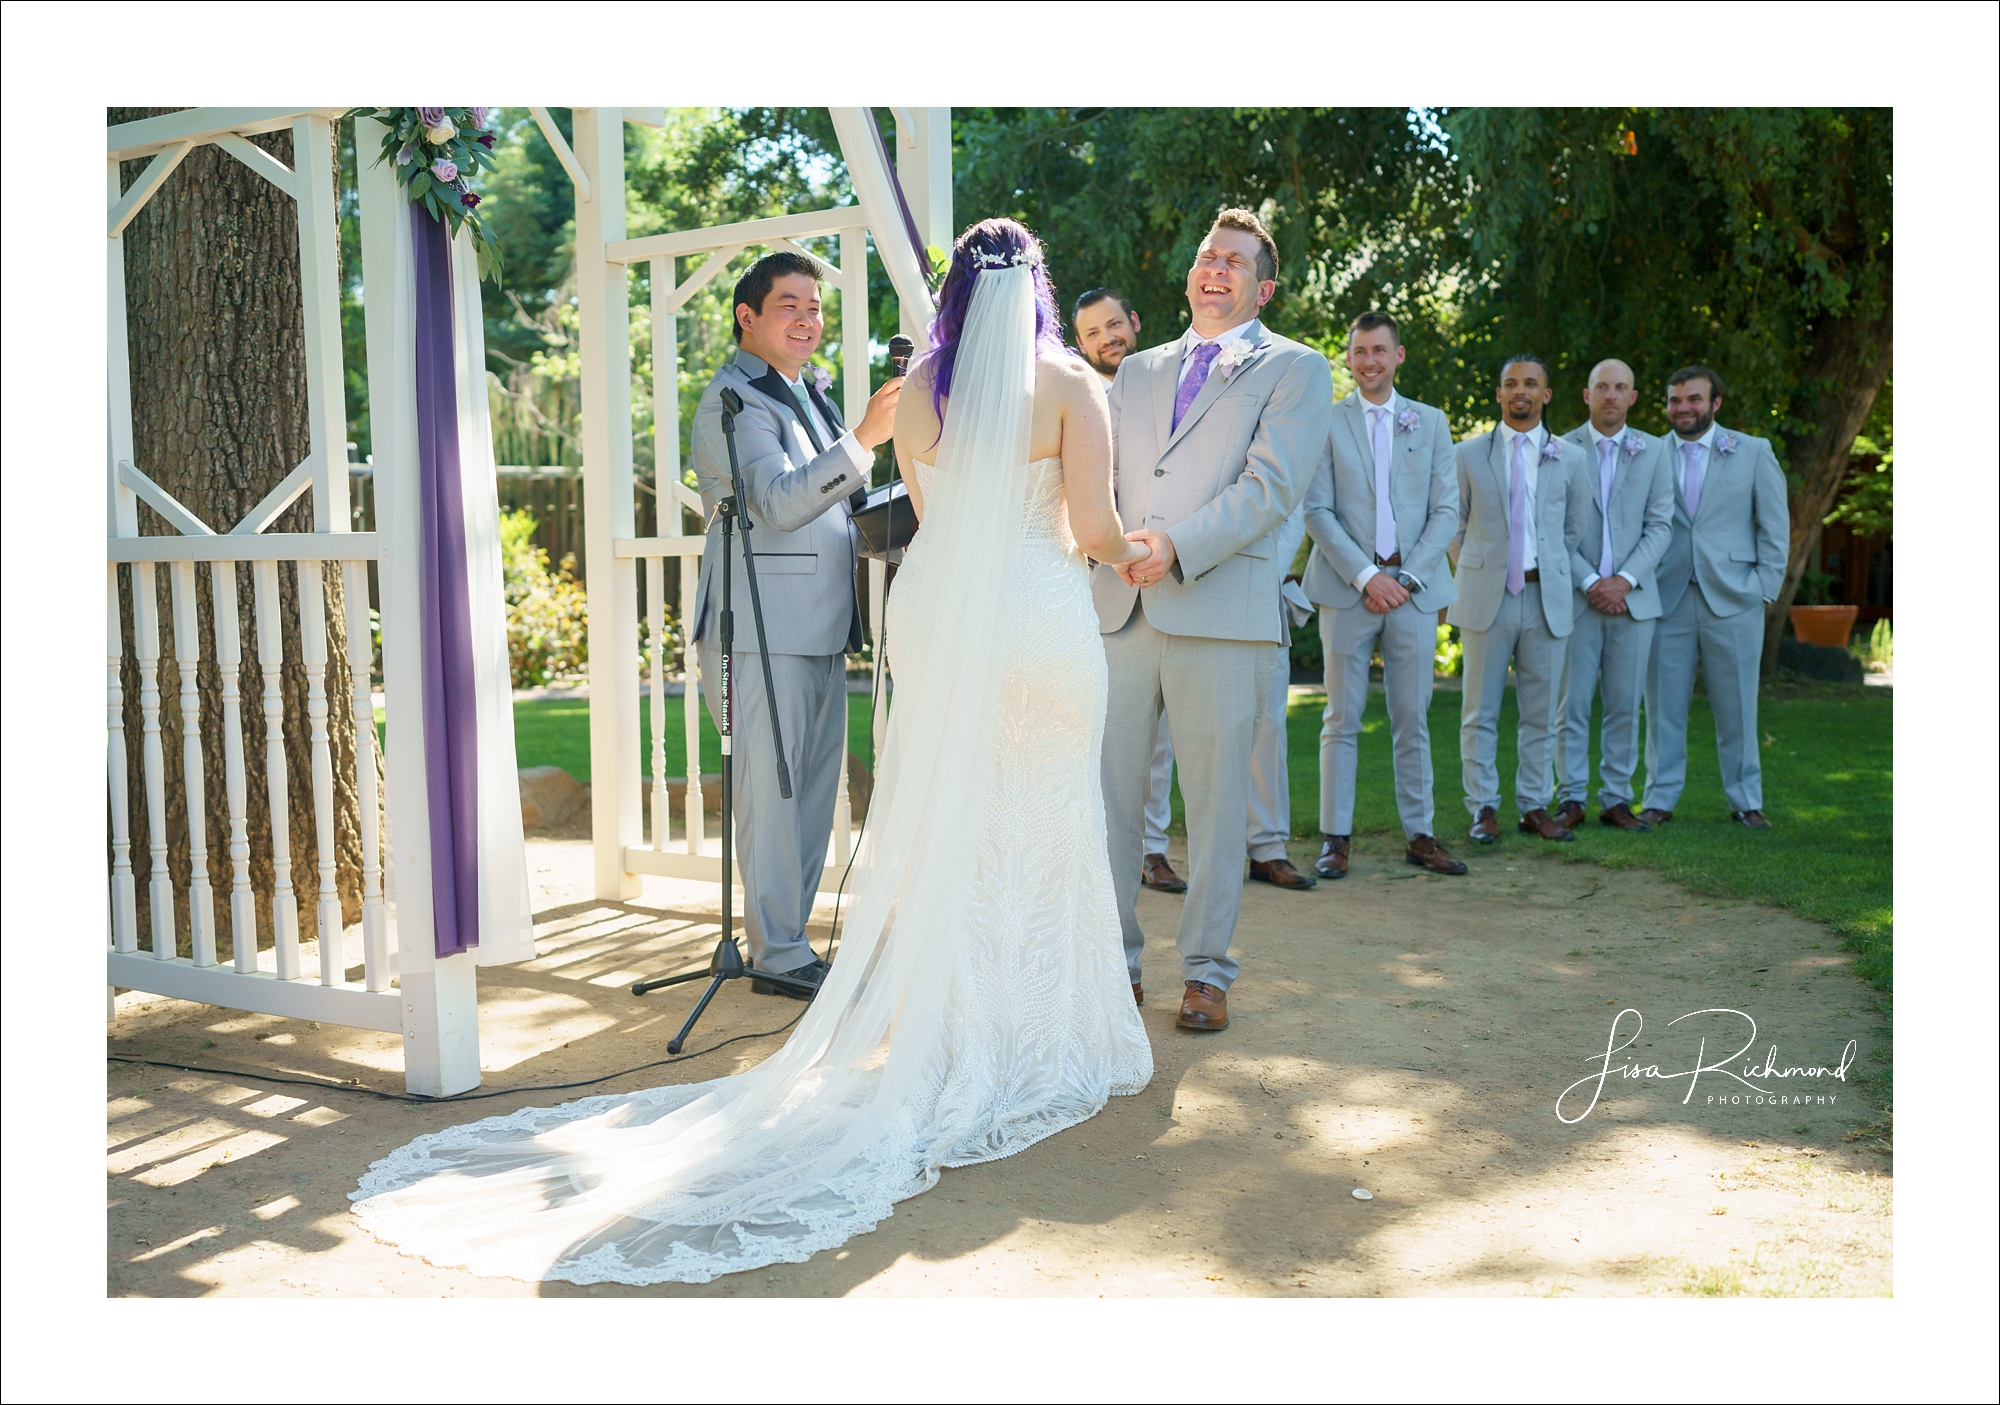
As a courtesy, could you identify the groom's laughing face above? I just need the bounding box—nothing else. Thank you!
[1185,227,1271,331]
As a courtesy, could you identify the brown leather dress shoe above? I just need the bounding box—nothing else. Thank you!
[1469,806,1501,844]
[1132,982,1144,1006]
[1177,980,1229,1031]
[1249,857,1317,890]
[1637,807,1673,827]
[1142,853,1188,894]
[1599,801,1652,832]
[1314,835,1350,879]
[1731,809,1772,830]
[1554,799,1586,831]
[1405,834,1467,874]
[1518,807,1576,842]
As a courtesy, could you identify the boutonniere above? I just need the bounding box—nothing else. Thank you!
[808,364,834,395]
[1714,431,1740,456]
[1538,437,1566,464]
[1214,339,1266,381]
[1396,406,1422,435]
[1620,431,1647,457]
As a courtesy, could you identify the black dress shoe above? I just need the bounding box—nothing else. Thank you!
[751,957,830,1000]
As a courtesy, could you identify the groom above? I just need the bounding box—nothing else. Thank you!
[1098,208,1334,1033]
[689,252,900,997]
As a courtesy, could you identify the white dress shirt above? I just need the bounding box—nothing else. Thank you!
[1177,318,1257,377]
[1350,388,1407,591]
[1497,421,1546,572]
[1581,422,1641,591]
[778,366,870,473]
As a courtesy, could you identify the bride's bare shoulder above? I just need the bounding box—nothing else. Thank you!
[1035,352,1102,403]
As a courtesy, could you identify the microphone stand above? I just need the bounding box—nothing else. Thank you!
[632,386,816,1049]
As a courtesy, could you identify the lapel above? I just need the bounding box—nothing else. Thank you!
[1336,394,1373,498]
[1486,427,1511,534]
[1149,344,1177,456]
[737,350,826,455]
[1540,432,1568,539]
[804,376,843,435]
[1696,426,1736,526]
[1163,319,1266,454]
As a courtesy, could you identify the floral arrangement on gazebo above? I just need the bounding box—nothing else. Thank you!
[351,106,504,282]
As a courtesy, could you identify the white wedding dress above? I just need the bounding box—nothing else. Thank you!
[351,263,1151,1285]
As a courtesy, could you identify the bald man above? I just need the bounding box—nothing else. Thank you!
[1554,360,1676,830]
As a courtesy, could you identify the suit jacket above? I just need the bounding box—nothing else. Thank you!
[1652,425,1791,618]
[1301,391,1460,614]
[1093,320,1333,644]
[1447,427,1591,637]
[1558,424,1676,622]
[690,350,866,655]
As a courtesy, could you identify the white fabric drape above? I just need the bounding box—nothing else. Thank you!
[352,267,1041,1284]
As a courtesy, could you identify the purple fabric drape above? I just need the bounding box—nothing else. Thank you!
[868,113,931,268]
[410,204,481,959]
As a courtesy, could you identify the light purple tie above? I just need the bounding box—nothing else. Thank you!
[1597,438,1619,579]
[1681,440,1704,517]
[1173,341,1222,433]
[1370,405,1396,558]
[1506,432,1529,596]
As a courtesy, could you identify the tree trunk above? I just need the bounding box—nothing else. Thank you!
[111,108,365,964]
[1759,297,1894,678]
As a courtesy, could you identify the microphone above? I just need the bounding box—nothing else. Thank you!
[719,387,743,415]
[888,335,914,379]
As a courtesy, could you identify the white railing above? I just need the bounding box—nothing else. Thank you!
[108,107,474,1094]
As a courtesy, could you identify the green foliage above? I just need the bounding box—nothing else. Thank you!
[500,509,589,686]
[1793,570,1838,607]
[1852,619,1893,673]
[348,107,505,283]
[1440,108,1893,450]
[1433,623,1463,676]
[1826,377,1892,537]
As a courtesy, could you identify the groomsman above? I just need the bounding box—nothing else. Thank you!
[1553,360,1676,832]
[1448,355,1591,844]
[1300,312,1466,877]
[1640,366,1790,829]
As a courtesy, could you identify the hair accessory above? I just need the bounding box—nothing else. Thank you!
[968,246,1041,269]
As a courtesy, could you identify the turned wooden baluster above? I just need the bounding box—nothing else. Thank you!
[170,562,217,965]
[252,560,301,978]
[107,566,138,954]
[211,562,258,973]
[648,557,670,851]
[681,555,704,855]
[132,562,176,959]
[299,561,344,985]
[343,560,389,990]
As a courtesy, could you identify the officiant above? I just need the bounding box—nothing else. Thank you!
[688,251,902,997]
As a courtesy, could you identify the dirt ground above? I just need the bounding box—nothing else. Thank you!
[107,833,1892,1298]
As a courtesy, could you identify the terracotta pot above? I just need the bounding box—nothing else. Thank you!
[1789,604,1859,648]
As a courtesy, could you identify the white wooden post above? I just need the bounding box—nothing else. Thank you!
[650,254,706,856]
[109,158,142,977]
[298,561,343,983]
[344,560,389,990]
[170,562,217,966]
[132,563,175,960]
[252,559,301,978]
[575,108,642,900]
[356,115,481,1096]
[212,562,258,972]
[292,114,349,533]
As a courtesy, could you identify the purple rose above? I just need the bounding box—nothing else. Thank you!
[431,159,458,183]
[1396,406,1422,434]
[418,106,446,127]
[469,107,490,128]
[1621,431,1646,456]
[1539,437,1565,463]
[477,132,495,148]
[1714,431,1740,455]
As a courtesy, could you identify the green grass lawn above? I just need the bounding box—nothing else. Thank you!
[500,678,1890,991]
[1261,679,1892,990]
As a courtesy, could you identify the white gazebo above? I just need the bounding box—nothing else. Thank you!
[106,106,950,1095]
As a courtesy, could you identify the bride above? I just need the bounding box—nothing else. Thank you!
[351,218,1155,1285]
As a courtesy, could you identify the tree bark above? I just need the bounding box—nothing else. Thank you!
[1759,298,1894,678]
[111,108,365,964]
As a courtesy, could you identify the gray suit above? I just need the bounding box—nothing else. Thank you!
[1302,392,1459,839]
[690,349,868,974]
[1097,321,1333,990]
[1448,427,1591,818]
[1555,424,1675,811]
[1642,425,1790,814]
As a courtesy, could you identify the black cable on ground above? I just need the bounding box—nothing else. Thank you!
[106,1009,804,1106]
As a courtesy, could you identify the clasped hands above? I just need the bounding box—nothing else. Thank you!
[1113,528,1175,588]
[1586,575,1632,615]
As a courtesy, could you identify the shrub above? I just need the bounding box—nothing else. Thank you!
[501,509,590,686]
[1434,622,1463,676]
[1852,618,1893,673]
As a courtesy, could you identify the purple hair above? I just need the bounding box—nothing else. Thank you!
[925,218,1068,426]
